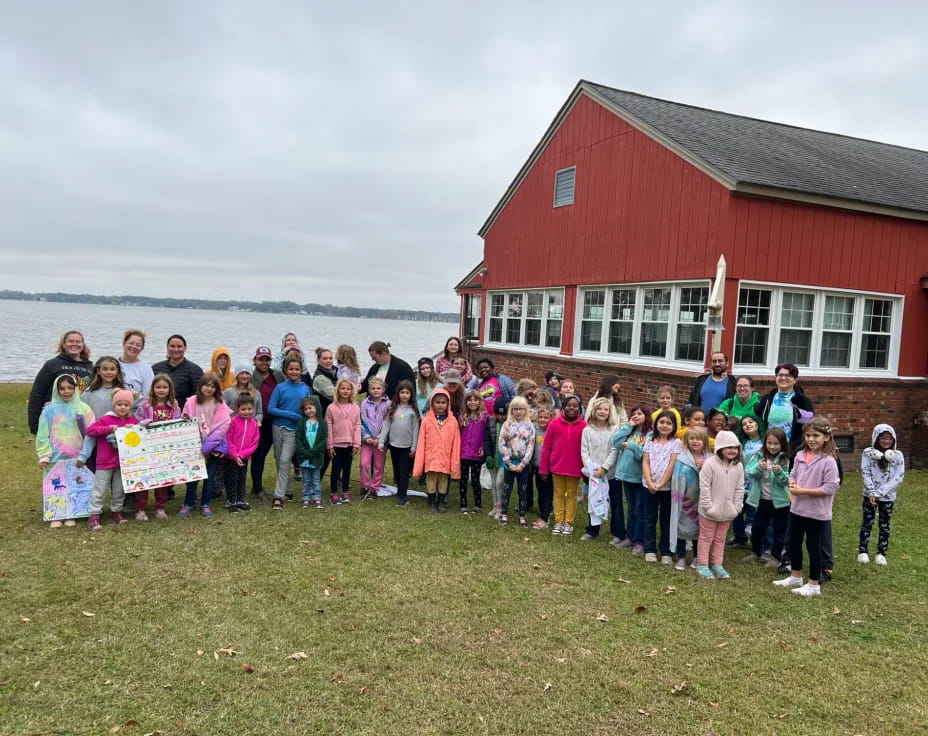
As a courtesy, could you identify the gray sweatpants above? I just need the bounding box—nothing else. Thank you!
[272,425,296,499]
[90,468,125,514]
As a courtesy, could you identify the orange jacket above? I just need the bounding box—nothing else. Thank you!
[413,388,461,479]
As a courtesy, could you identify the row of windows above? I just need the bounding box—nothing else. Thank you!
[478,282,900,374]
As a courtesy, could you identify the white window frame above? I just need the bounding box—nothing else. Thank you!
[734,280,903,377]
[484,288,564,354]
[553,167,576,208]
[573,280,711,368]
[463,294,482,340]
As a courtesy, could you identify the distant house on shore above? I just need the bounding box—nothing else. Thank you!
[455,80,928,465]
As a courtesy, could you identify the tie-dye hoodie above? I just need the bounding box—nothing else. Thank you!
[36,375,96,467]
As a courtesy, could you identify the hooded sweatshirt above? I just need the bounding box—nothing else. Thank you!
[267,378,310,431]
[224,412,261,461]
[861,424,904,502]
[539,412,587,478]
[326,396,361,450]
[744,450,790,509]
[86,410,140,469]
[210,347,235,390]
[698,432,745,522]
[612,423,646,483]
[28,353,94,434]
[36,375,96,466]
[360,393,392,441]
[295,396,329,468]
[182,395,232,455]
[459,412,491,461]
[413,388,461,478]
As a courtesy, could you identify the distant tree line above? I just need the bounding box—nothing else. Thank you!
[0,290,458,323]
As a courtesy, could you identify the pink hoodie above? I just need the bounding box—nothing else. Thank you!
[326,400,361,450]
[86,412,140,469]
[225,415,260,461]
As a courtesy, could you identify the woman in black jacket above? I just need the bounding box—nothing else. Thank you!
[755,362,815,456]
[27,330,93,434]
[360,341,415,399]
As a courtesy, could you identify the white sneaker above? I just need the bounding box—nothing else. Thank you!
[552,523,563,535]
[644,553,658,563]
[875,554,888,566]
[792,583,821,597]
[562,524,574,536]
[660,555,673,565]
[674,558,687,571]
[580,533,595,541]
[134,510,149,522]
[857,552,870,564]
[774,575,804,588]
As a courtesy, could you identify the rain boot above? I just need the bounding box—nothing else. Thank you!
[428,493,438,513]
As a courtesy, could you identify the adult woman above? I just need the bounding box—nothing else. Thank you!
[584,374,628,426]
[435,337,473,384]
[466,357,517,414]
[312,347,337,415]
[151,334,204,406]
[118,329,154,402]
[272,332,299,372]
[718,376,760,421]
[27,330,94,434]
[360,341,415,399]
[756,363,815,456]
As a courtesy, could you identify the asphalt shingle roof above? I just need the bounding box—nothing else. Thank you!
[587,81,928,215]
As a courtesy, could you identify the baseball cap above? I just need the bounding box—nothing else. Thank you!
[254,346,272,359]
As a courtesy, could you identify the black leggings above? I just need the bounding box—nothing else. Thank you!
[330,446,353,495]
[460,458,483,508]
[788,512,825,581]
[534,470,553,522]
[859,498,894,555]
[389,445,413,501]
[751,500,789,560]
[250,421,274,493]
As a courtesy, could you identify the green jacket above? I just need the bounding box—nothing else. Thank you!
[718,391,760,419]
[743,450,790,509]
[294,397,328,468]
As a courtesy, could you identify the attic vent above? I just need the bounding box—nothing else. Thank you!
[553,167,576,207]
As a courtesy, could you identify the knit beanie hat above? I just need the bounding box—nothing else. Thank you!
[714,430,741,452]
[113,389,134,406]
[234,360,253,377]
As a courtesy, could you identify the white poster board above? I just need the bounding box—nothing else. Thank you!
[115,419,207,493]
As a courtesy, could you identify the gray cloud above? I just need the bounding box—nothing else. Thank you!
[1,1,926,310]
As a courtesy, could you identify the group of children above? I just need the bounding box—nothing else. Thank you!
[36,349,906,597]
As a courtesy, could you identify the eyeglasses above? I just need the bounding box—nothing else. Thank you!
[775,373,793,378]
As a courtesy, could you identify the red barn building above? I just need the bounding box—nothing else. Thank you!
[456,80,928,465]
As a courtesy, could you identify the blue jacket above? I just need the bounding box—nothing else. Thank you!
[612,422,646,483]
[267,379,310,430]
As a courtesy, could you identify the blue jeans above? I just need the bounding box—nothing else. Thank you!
[185,455,218,509]
[623,481,647,547]
[301,466,322,502]
[643,489,672,555]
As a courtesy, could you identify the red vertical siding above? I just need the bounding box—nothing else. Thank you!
[479,91,928,377]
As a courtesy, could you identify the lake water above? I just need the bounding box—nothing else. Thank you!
[0,300,456,382]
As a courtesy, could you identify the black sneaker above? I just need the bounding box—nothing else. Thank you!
[820,570,833,584]
[285,492,294,501]
[777,561,791,575]
[396,498,409,506]
[227,504,240,513]
[236,502,251,511]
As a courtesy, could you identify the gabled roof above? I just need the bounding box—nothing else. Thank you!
[454,261,485,291]
[479,80,928,236]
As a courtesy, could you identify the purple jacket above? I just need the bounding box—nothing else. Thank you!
[360,395,391,440]
[460,414,491,462]
[790,451,840,521]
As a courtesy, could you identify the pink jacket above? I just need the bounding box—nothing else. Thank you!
[182,396,232,454]
[539,414,587,478]
[86,413,139,470]
[224,415,260,461]
[326,401,361,449]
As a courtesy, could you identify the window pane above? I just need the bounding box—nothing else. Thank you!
[507,293,523,318]
[607,322,632,354]
[466,295,481,318]
[524,319,541,346]
[545,319,562,349]
[505,318,521,344]
[678,287,709,323]
[640,323,668,358]
[781,292,814,328]
[642,288,671,322]
[863,299,892,333]
[737,288,771,326]
[675,324,705,361]
[820,332,851,367]
[490,294,504,317]
[547,292,563,319]
[860,334,890,369]
[582,290,605,320]
[489,319,502,343]
[823,296,854,331]
[580,320,602,352]
[778,329,811,365]
[526,292,543,319]
[610,289,635,321]
[734,326,768,364]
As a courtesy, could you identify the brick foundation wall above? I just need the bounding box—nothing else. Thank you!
[468,347,928,468]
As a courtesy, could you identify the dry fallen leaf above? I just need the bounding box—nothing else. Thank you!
[716,642,729,648]
[522,537,530,542]
[778,641,789,651]
[616,578,632,584]
[215,647,241,658]
[543,682,552,693]
[539,615,548,620]
[81,611,96,617]
[635,606,648,614]
[671,681,689,694]
[33,681,40,689]
[358,686,367,695]
[637,708,650,716]
[579,648,594,656]
[900,554,911,560]
[832,607,841,615]
[645,648,660,657]
[556,658,567,664]
[727,626,736,633]
[664,586,676,594]
[323,589,331,597]
[328,576,337,581]
[103,679,113,685]
[110,727,121,734]
[851,619,864,625]
[596,614,610,622]
[412,637,422,645]
[532,563,541,569]
[18,617,31,623]
[775,713,789,719]
[240,663,255,673]
[196,649,204,656]
[331,673,345,684]
[286,652,308,660]
[708,701,720,709]
[124,721,138,727]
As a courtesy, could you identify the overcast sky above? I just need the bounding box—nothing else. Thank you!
[1,2,925,311]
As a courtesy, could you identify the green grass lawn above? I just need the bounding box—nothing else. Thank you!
[1,383,926,736]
